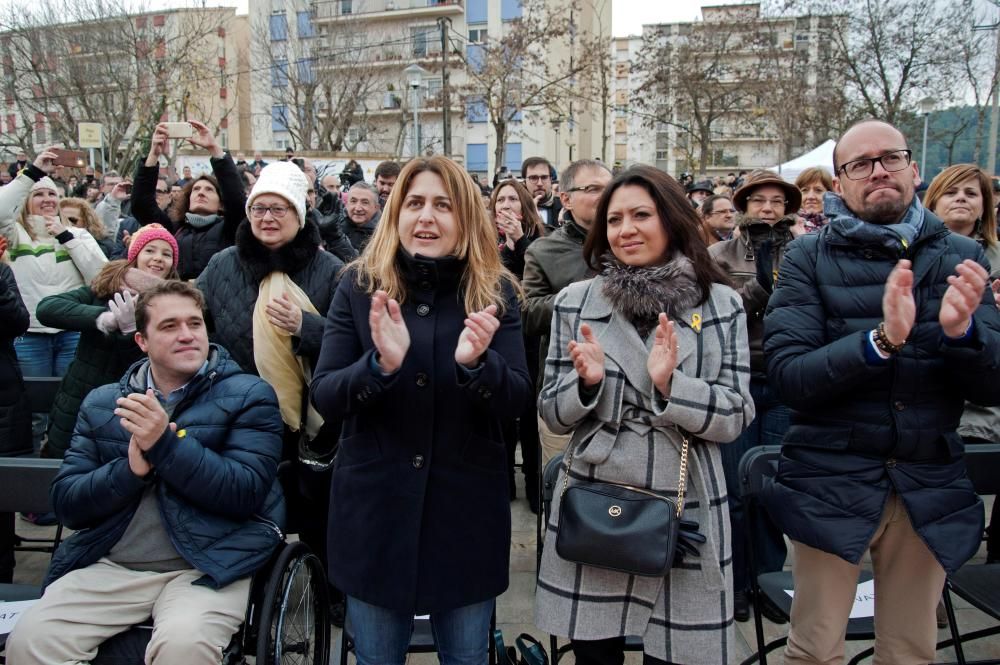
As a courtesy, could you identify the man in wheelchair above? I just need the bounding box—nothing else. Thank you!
[7,280,286,664]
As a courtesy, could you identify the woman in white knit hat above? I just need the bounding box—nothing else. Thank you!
[197,160,345,596]
[0,147,106,452]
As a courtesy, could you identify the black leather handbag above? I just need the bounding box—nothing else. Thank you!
[555,429,703,577]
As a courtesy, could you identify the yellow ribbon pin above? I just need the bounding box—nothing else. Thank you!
[176,429,187,439]
[691,313,702,333]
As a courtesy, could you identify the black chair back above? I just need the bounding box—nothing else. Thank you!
[0,457,62,515]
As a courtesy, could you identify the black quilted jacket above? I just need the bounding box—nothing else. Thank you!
[0,263,30,455]
[196,220,345,375]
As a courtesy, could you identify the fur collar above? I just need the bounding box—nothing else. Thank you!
[236,218,322,284]
[601,253,702,337]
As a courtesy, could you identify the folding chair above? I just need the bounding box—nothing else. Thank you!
[737,446,875,665]
[936,443,1000,665]
[0,457,64,662]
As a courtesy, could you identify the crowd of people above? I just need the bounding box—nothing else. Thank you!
[0,117,998,665]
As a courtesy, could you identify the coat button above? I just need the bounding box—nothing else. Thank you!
[863,249,874,259]
[419,280,432,291]
[478,387,492,399]
[886,458,897,469]
[417,304,431,316]
[894,401,905,411]
[412,454,425,469]
[415,372,429,387]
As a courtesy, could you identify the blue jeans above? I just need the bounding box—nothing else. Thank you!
[14,331,80,452]
[346,596,494,665]
[719,378,790,592]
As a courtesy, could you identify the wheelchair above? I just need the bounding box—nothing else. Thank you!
[91,539,330,665]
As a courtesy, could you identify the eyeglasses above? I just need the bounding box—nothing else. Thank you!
[526,174,551,183]
[155,189,169,194]
[250,204,290,219]
[837,149,912,181]
[746,196,787,208]
[566,184,605,196]
[707,208,737,216]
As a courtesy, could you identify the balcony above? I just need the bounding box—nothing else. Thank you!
[312,46,459,71]
[313,0,463,24]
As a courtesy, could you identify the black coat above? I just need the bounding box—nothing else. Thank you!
[310,254,531,614]
[197,220,344,375]
[0,263,30,456]
[339,211,380,256]
[132,155,247,280]
[761,212,1000,574]
[35,286,145,458]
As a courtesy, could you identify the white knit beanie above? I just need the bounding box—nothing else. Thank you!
[246,162,308,228]
[31,177,59,196]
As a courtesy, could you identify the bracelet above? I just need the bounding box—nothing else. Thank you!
[874,321,906,355]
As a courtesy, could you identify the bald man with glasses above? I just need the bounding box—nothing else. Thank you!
[762,120,1000,664]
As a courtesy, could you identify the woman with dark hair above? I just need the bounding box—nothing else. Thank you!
[489,177,546,511]
[311,156,530,663]
[535,165,753,665]
[35,224,180,459]
[132,121,246,280]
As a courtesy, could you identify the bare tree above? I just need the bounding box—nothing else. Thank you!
[634,8,769,173]
[786,0,964,126]
[0,0,234,172]
[250,4,390,152]
[455,0,600,170]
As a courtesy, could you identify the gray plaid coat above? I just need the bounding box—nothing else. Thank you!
[534,276,754,665]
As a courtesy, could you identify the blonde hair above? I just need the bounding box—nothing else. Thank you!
[59,197,108,240]
[924,164,997,247]
[17,186,64,241]
[351,156,520,313]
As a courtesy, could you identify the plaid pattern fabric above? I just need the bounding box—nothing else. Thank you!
[535,277,754,665]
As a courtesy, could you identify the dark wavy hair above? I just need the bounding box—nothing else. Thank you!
[584,165,731,302]
[170,174,223,225]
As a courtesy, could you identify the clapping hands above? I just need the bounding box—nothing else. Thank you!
[568,323,605,387]
[455,305,500,368]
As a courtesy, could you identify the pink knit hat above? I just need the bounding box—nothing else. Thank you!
[127,224,179,268]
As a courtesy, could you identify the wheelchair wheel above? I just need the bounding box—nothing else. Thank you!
[256,540,331,665]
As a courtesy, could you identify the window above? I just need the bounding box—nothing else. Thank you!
[135,16,147,29]
[411,26,433,57]
[272,105,289,131]
[270,14,288,42]
[466,44,485,73]
[467,0,487,23]
[297,11,315,38]
[466,96,487,123]
[340,0,352,15]
[505,143,522,172]
[467,143,488,171]
[34,113,45,144]
[468,25,487,43]
[272,60,288,87]
[501,0,521,20]
[297,59,315,84]
[152,14,165,27]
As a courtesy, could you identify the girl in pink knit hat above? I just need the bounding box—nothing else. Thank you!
[34,223,180,459]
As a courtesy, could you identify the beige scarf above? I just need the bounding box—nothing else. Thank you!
[253,273,324,439]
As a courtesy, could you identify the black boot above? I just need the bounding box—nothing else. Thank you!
[525,473,540,514]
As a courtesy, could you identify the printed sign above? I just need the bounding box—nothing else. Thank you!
[0,599,39,635]
[786,579,875,619]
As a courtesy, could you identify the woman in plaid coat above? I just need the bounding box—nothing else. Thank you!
[535,166,754,665]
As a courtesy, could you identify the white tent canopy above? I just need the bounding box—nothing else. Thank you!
[768,140,836,183]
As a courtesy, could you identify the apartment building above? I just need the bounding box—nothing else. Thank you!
[613,3,843,177]
[0,6,251,168]
[250,0,611,176]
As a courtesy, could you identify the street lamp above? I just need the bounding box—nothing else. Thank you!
[550,116,564,170]
[919,96,937,176]
[404,64,429,158]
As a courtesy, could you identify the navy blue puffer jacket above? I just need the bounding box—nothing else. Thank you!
[761,212,1000,574]
[45,345,285,589]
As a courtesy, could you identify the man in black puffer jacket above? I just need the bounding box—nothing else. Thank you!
[762,120,1000,665]
[7,281,285,664]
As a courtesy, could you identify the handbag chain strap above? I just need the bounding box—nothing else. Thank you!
[561,428,690,518]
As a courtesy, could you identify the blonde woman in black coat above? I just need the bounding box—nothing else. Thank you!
[311,156,530,665]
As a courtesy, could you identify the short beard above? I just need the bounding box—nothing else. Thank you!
[859,198,908,225]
